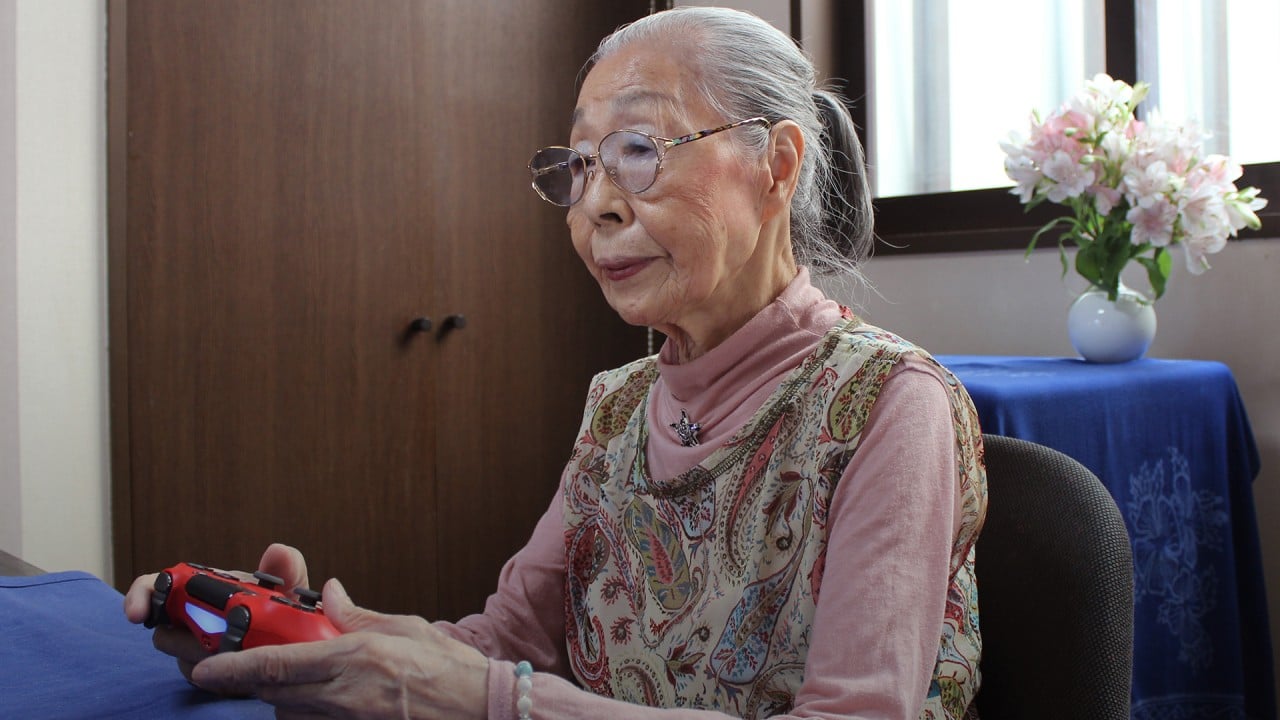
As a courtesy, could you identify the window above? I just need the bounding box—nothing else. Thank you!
[836,0,1280,254]
[1137,0,1280,165]
[871,0,1106,197]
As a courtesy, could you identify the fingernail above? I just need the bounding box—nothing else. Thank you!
[328,577,348,601]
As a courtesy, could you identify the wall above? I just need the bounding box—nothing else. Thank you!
[0,0,109,578]
[0,0,18,556]
[676,0,836,78]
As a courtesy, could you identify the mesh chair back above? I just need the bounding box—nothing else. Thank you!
[974,434,1134,719]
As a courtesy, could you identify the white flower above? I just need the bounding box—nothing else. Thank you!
[1181,232,1227,275]
[1226,187,1268,232]
[1123,160,1174,208]
[1097,130,1131,165]
[1179,177,1230,243]
[1004,154,1042,203]
[1088,73,1133,104]
[1136,111,1204,175]
[1072,73,1135,125]
[1043,150,1095,202]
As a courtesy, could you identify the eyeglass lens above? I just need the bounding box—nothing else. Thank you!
[530,130,661,206]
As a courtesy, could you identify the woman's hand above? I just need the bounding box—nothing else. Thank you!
[190,578,490,720]
[122,543,311,683]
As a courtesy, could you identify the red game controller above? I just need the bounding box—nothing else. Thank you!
[144,562,341,652]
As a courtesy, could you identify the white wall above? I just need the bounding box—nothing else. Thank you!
[0,0,109,579]
[679,0,790,32]
[1,0,19,557]
[676,0,836,80]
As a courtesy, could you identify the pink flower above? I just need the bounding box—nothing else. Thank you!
[1029,111,1093,163]
[1178,182,1228,245]
[1195,154,1243,186]
[1127,198,1178,247]
[1091,184,1123,215]
[1043,150,1095,202]
[1001,74,1265,300]
[1123,160,1173,206]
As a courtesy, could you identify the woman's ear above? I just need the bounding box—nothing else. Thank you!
[762,120,804,219]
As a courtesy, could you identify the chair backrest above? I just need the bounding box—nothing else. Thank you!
[974,434,1134,720]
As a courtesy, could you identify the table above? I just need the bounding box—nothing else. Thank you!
[938,355,1275,720]
[0,569,273,719]
[0,548,44,576]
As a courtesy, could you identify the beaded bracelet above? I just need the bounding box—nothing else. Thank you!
[514,660,534,720]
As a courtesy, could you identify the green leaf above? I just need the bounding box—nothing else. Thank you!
[1075,243,1103,288]
[1136,247,1173,300]
[1102,242,1131,284]
[1024,194,1048,213]
[1026,216,1073,257]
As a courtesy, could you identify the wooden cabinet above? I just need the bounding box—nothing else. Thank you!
[108,0,648,619]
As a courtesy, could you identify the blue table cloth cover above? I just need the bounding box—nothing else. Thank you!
[0,570,274,719]
[938,355,1275,720]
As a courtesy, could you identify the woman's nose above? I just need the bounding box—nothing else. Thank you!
[577,166,627,223]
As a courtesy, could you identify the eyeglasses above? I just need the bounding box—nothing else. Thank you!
[528,116,771,207]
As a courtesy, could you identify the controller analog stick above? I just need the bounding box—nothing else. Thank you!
[295,587,322,608]
[253,571,285,590]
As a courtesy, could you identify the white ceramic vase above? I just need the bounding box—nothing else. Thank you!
[1067,283,1158,363]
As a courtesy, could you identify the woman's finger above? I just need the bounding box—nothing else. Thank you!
[321,578,432,639]
[191,638,343,696]
[152,625,212,666]
[122,572,160,623]
[258,543,310,591]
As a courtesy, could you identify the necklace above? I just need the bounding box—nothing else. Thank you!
[669,409,702,447]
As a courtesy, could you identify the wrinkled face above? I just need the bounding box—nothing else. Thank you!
[566,40,783,341]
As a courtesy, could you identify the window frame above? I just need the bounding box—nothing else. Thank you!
[834,0,1280,255]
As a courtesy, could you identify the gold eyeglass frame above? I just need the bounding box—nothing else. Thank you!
[528,116,772,207]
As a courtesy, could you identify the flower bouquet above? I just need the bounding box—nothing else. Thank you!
[1001,74,1266,302]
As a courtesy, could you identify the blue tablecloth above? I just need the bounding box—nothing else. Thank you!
[0,571,274,719]
[938,355,1275,720]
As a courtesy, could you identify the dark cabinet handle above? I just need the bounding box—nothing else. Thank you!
[443,314,467,330]
[409,317,433,333]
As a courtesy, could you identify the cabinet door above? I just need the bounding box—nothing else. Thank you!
[110,0,646,618]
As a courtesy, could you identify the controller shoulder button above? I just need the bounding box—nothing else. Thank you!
[220,605,252,653]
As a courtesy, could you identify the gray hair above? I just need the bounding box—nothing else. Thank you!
[587,6,874,280]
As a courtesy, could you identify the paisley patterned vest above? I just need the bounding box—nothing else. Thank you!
[562,320,987,718]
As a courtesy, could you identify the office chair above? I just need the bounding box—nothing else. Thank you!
[973,434,1134,719]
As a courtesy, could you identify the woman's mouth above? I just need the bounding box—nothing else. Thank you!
[598,258,653,282]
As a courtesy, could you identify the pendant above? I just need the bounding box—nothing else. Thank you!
[670,409,702,447]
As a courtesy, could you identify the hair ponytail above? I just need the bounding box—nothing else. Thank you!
[810,90,874,272]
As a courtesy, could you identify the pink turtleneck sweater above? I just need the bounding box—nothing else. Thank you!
[437,269,965,719]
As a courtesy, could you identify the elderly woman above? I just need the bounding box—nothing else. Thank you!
[125,7,986,719]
